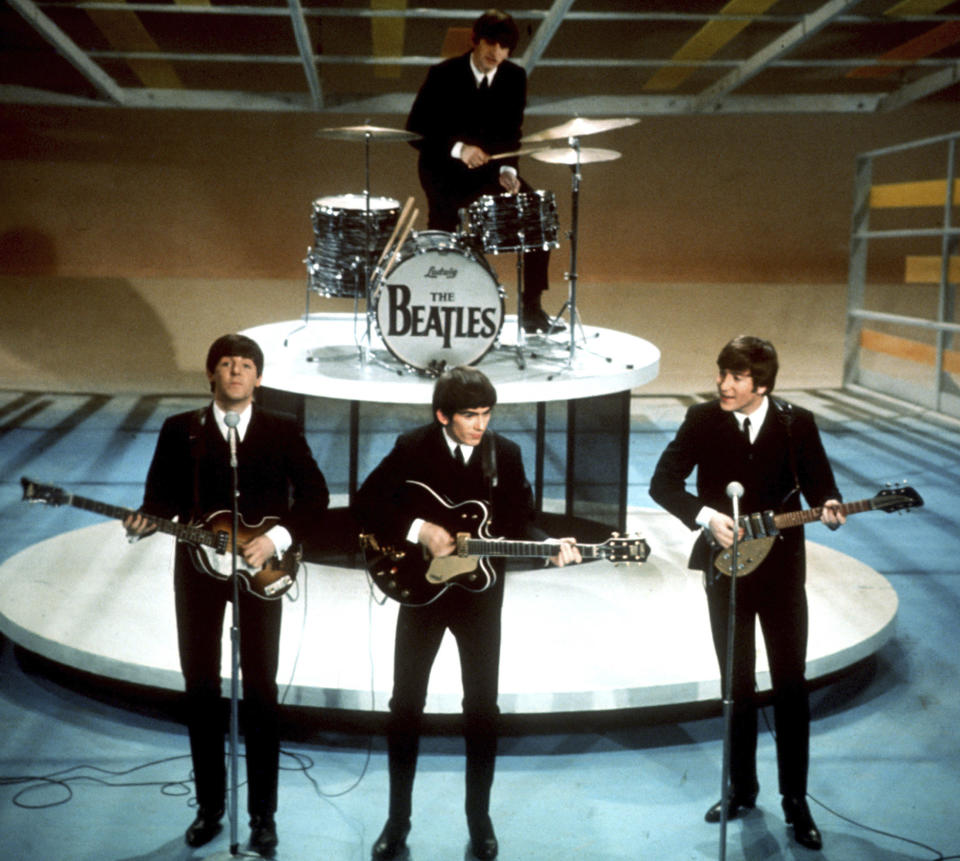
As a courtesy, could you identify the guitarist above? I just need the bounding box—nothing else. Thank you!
[354,366,579,861]
[649,335,844,851]
[124,334,329,857]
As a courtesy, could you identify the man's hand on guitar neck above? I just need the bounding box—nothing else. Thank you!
[550,538,581,568]
[123,511,158,543]
[821,499,845,531]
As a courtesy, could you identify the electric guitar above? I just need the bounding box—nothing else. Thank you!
[709,484,923,577]
[20,477,300,600]
[359,480,650,606]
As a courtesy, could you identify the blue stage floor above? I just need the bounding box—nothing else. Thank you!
[1,386,959,860]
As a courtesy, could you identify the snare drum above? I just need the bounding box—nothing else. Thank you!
[375,231,504,372]
[464,190,560,255]
[305,194,400,297]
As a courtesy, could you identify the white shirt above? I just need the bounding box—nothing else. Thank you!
[406,430,476,544]
[695,396,769,529]
[211,401,291,556]
[449,56,517,180]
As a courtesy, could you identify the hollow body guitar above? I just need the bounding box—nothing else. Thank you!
[708,484,923,577]
[20,476,300,600]
[360,480,650,606]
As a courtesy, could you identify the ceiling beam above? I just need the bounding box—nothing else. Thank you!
[876,58,960,111]
[286,0,323,109]
[7,0,126,104]
[520,0,575,76]
[693,0,862,111]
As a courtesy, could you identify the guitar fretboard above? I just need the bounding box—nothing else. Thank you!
[462,538,608,559]
[770,497,876,531]
[63,493,217,549]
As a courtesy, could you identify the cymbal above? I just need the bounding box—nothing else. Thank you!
[521,117,638,144]
[315,124,421,143]
[531,147,622,165]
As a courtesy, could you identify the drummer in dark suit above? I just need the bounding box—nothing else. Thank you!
[405,9,559,334]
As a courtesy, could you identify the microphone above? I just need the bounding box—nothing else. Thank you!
[726,481,744,500]
[224,411,240,467]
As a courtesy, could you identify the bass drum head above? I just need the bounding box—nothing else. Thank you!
[375,231,504,372]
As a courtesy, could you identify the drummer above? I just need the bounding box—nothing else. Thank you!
[405,8,560,336]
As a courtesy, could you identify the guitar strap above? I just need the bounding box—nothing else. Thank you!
[770,396,801,508]
[187,406,209,523]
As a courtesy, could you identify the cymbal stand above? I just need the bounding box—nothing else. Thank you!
[359,129,375,365]
[512,249,527,370]
[548,135,589,368]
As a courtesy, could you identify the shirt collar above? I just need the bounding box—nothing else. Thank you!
[212,402,253,442]
[469,54,498,88]
[442,427,476,464]
[734,395,769,441]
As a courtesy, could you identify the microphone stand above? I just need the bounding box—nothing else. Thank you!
[224,412,241,857]
[719,482,743,861]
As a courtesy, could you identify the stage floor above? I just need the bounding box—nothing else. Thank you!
[0,507,897,716]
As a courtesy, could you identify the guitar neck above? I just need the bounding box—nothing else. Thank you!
[63,493,216,549]
[771,497,874,531]
[461,538,607,560]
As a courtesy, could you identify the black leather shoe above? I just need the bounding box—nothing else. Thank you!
[704,790,758,823]
[522,307,565,335]
[185,807,223,847]
[371,818,410,860]
[249,814,278,857]
[782,796,823,850]
[468,815,498,860]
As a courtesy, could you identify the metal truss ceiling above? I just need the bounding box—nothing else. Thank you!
[2,0,959,115]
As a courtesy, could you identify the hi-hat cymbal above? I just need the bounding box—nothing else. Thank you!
[532,147,622,165]
[521,117,638,144]
[315,124,421,142]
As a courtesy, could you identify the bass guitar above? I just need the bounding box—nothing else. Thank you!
[709,484,923,577]
[20,476,300,600]
[359,480,650,606]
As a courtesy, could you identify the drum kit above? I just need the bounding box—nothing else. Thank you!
[297,117,638,375]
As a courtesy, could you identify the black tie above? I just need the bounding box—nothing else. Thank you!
[742,417,751,444]
[455,446,465,466]
[478,76,489,92]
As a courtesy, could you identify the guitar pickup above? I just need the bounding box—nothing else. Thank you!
[263,575,293,598]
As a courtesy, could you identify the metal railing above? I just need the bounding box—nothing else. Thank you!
[843,130,959,417]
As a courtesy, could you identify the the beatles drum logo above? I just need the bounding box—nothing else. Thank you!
[382,282,500,349]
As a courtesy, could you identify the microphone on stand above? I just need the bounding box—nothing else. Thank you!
[726,481,744,501]
[224,411,240,468]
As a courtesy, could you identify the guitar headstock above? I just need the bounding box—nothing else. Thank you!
[20,477,70,507]
[601,533,651,565]
[874,483,923,513]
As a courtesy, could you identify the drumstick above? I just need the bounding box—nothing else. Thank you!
[382,208,418,276]
[489,146,547,160]
[377,196,415,266]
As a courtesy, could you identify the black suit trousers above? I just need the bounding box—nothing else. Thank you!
[386,583,503,823]
[174,546,282,817]
[704,544,810,798]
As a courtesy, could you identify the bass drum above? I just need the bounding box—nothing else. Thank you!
[374,231,504,373]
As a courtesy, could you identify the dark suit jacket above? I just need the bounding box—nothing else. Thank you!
[406,52,527,207]
[649,397,840,574]
[141,403,329,546]
[353,422,534,562]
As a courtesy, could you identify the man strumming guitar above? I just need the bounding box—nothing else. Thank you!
[124,333,328,857]
[353,366,579,861]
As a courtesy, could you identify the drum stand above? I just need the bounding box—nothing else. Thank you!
[511,251,528,370]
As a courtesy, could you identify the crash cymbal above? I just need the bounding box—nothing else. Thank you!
[531,147,622,165]
[315,124,421,142]
[521,117,638,144]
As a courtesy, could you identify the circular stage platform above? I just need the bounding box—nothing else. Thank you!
[0,509,897,716]
[246,314,661,404]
